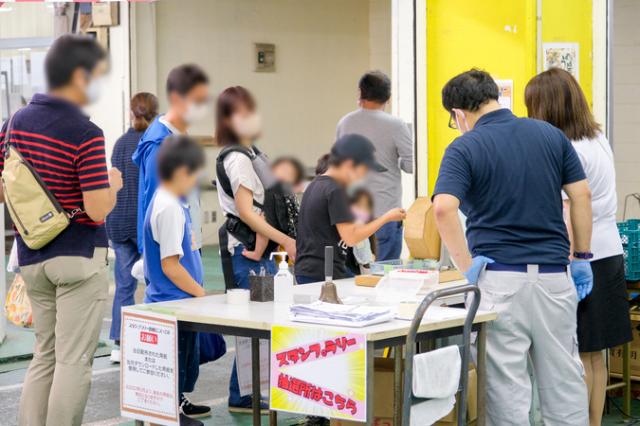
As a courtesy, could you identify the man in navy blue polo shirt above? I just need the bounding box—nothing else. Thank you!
[0,35,122,426]
[433,69,592,424]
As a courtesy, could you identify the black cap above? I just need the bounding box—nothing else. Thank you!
[331,134,387,172]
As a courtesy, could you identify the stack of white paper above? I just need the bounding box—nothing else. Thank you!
[289,301,394,327]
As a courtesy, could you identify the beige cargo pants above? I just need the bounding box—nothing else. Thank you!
[474,266,589,426]
[18,248,108,426]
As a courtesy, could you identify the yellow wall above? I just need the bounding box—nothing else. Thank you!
[542,0,593,104]
[425,0,594,192]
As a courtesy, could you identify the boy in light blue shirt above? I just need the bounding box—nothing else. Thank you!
[142,134,208,425]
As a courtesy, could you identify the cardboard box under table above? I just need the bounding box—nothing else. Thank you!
[128,278,495,426]
[330,360,477,426]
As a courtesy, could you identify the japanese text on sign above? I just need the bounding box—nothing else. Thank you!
[270,325,367,422]
[120,309,179,426]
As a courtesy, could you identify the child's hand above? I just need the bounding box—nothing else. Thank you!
[194,286,206,297]
[383,208,406,223]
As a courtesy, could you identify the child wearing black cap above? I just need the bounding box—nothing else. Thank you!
[295,134,406,283]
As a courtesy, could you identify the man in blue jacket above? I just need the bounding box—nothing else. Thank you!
[133,64,210,253]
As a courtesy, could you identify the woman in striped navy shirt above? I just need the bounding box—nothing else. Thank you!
[106,92,158,362]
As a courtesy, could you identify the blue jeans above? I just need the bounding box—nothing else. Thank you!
[375,221,403,261]
[109,239,141,342]
[178,327,200,395]
[295,275,320,285]
[228,245,276,407]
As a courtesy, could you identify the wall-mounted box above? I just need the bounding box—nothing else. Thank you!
[254,43,275,72]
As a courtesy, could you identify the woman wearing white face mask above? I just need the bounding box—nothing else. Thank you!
[214,86,296,412]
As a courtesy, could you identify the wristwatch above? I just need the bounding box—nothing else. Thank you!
[573,251,594,260]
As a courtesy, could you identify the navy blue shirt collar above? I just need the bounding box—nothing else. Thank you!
[474,108,515,128]
[30,93,88,118]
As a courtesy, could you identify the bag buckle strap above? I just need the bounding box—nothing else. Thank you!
[68,208,84,219]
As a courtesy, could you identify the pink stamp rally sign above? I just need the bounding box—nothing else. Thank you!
[270,324,367,422]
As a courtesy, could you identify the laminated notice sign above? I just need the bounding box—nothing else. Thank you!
[270,324,367,422]
[120,308,179,426]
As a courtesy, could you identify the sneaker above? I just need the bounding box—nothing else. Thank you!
[179,413,204,426]
[228,399,269,415]
[110,348,120,364]
[180,395,211,418]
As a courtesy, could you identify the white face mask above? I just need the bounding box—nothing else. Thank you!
[86,76,106,104]
[183,102,210,125]
[352,207,371,223]
[454,109,471,134]
[233,113,262,139]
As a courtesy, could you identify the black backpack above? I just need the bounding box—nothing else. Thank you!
[215,145,299,252]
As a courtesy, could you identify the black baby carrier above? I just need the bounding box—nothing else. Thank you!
[216,145,299,288]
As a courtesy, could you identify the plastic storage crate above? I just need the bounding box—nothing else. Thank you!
[369,258,440,275]
[618,219,640,281]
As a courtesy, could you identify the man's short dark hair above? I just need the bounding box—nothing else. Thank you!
[157,135,205,181]
[45,34,107,90]
[359,71,391,103]
[442,69,499,112]
[166,64,209,96]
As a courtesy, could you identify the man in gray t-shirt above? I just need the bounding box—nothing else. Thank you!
[336,71,413,260]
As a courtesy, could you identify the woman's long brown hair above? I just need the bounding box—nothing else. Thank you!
[215,86,256,146]
[130,92,159,132]
[525,68,600,141]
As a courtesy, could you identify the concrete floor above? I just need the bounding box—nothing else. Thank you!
[0,246,636,425]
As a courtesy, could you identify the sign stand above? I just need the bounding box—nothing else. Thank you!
[120,307,179,426]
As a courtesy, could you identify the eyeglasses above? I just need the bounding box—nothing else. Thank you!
[448,113,458,130]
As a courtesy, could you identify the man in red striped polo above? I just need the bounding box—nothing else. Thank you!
[0,35,122,426]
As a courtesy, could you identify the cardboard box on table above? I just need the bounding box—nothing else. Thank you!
[330,359,477,425]
[404,197,441,260]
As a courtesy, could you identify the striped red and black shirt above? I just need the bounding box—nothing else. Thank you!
[0,93,110,266]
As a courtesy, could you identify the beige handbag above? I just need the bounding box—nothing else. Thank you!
[1,115,73,249]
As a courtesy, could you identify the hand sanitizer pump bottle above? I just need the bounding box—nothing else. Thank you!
[270,252,294,303]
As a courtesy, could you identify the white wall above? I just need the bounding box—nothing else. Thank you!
[613,0,640,219]
[85,5,130,165]
[0,3,53,39]
[149,0,372,166]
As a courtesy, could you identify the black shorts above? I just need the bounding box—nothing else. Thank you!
[577,254,633,352]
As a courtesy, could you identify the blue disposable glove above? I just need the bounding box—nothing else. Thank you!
[463,256,495,285]
[570,259,593,301]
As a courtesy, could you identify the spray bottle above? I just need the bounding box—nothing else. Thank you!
[269,252,294,303]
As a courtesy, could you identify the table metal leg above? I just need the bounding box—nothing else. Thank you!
[268,339,277,426]
[394,345,403,426]
[366,341,375,425]
[252,337,261,426]
[623,341,631,418]
[476,324,487,426]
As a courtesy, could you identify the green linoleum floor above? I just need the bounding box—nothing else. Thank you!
[201,244,225,292]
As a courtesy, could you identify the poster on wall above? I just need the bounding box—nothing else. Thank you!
[543,42,580,81]
[494,79,513,111]
[270,324,367,422]
[120,308,179,426]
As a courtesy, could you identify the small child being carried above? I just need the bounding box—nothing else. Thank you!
[241,157,306,261]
